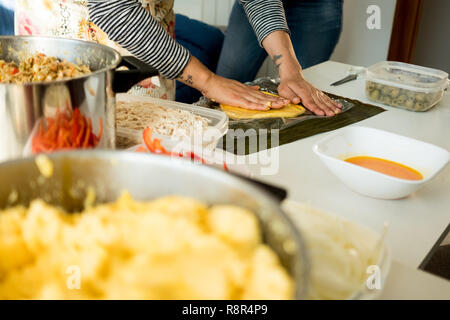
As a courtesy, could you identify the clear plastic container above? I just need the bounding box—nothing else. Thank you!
[282,200,392,300]
[366,61,449,112]
[115,94,228,150]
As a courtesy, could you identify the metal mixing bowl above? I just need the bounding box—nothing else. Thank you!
[0,151,310,299]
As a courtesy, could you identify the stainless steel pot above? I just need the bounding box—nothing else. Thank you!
[0,151,309,299]
[0,36,158,162]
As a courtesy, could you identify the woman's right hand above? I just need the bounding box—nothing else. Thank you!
[178,56,288,110]
[202,74,289,110]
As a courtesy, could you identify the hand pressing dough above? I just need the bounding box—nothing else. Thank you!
[220,92,306,120]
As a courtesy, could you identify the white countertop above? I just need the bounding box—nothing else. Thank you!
[241,61,450,299]
[380,260,450,299]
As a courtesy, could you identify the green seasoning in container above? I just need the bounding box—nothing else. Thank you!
[365,61,449,112]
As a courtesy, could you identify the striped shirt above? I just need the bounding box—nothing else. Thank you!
[87,0,288,79]
[239,0,290,46]
[88,0,190,79]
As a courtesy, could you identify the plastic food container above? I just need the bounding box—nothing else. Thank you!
[365,61,449,112]
[282,200,391,300]
[115,94,228,150]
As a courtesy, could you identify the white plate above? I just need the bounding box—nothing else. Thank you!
[313,126,450,199]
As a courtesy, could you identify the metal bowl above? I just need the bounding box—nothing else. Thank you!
[0,36,122,83]
[0,36,158,162]
[0,36,120,161]
[0,151,309,299]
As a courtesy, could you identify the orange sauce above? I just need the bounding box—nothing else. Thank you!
[345,156,423,181]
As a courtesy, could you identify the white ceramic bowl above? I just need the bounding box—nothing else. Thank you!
[313,126,450,199]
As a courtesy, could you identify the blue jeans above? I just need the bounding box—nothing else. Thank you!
[216,0,343,83]
[175,14,225,104]
[0,5,14,36]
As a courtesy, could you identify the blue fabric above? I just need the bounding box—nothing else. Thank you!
[216,0,343,83]
[0,4,14,36]
[175,14,225,104]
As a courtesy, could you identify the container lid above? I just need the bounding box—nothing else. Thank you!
[116,94,228,149]
[366,61,449,92]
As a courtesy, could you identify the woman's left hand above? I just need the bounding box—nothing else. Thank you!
[261,31,343,117]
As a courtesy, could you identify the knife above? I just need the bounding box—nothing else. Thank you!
[330,74,359,86]
[330,66,366,87]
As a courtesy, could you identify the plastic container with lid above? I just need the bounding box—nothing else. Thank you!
[115,94,228,150]
[365,61,449,112]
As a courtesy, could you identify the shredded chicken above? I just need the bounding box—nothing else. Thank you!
[116,101,209,143]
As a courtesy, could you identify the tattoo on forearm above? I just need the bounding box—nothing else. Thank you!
[272,54,283,71]
[185,75,194,85]
[178,74,194,85]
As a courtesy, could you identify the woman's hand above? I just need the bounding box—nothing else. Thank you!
[178,56,288,110]
[262,31,343,117]
[202,74,289,110]
[278,69,343,117]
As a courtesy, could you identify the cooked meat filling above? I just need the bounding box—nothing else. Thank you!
[0,53,91,83]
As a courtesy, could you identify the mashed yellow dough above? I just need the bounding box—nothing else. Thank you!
[0,194,293,300]
[220,92,306,120]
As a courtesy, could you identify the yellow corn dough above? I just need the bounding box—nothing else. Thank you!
[0,193,294,300]
[220,91,306,120]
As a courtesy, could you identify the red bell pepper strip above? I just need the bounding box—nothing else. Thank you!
[136,146,148,153]
[83,118,92,148]
[140,127,213,165]
[95,117,103,143]
[143,128,157,153]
